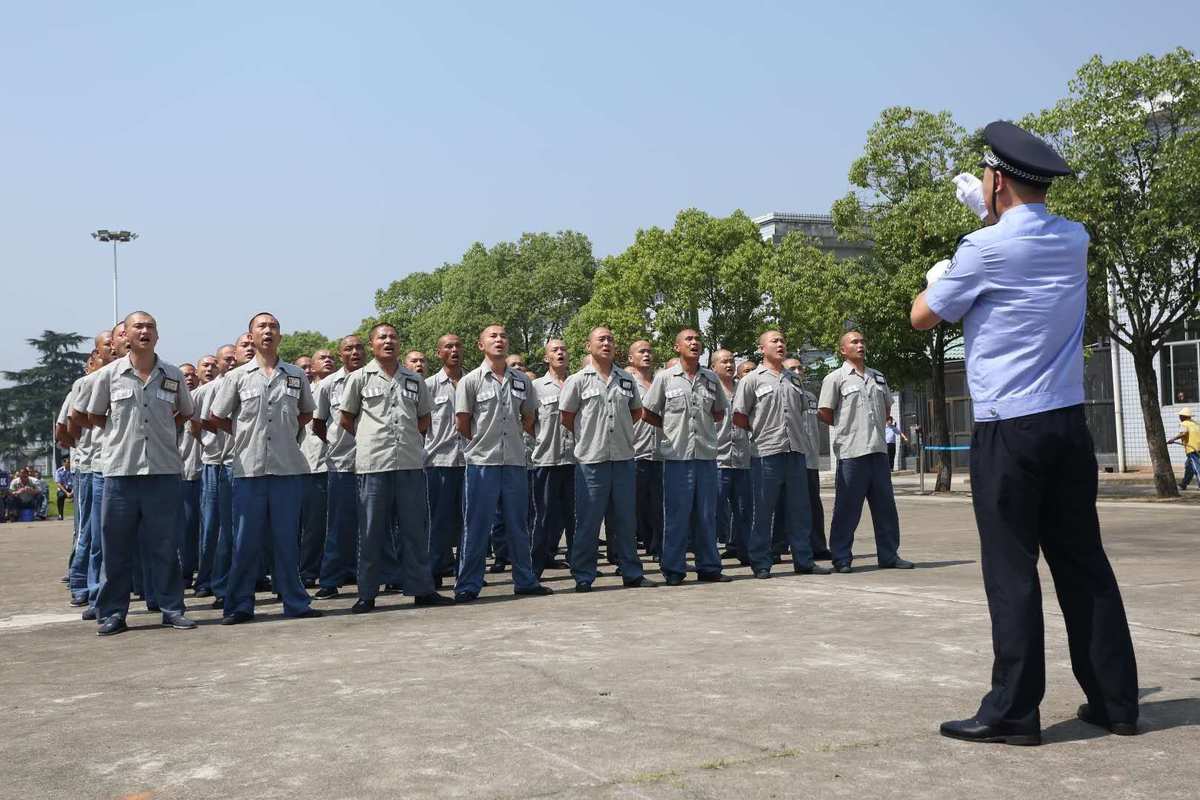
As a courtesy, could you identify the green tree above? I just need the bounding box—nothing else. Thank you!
[1030,48,1200,497]
[278,330,338,365]
[0,331,88,466]
[825,107,982,491]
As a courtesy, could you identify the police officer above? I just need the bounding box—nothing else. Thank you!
[913,121,1138,744]
[210,312,322,624]
[733,332,831,579]
[312,334,365,599]
[626,340,663,558]
[338,324,453,612]
[558,327,653,591]
[530,339,575,576]
[712,349,752,565]
[192,345,236,603]
[818,331,912,574]
[86,311,197,635]
[641,329,730,586]
[177,362,204,588]
[425,333,465,587]
[297,352,330,587]
[453,324,551,602]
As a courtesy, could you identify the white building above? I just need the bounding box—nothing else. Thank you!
[1111,317,1197,471]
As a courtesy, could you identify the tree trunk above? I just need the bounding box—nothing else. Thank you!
[929,334,953,492]
[1130,347,1180,498]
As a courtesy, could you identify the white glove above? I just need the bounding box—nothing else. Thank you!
[953,173,987,220]
[926,259,951,288]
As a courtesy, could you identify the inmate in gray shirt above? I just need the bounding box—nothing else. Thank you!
[818,362,889,459]
[339,360,432,473]
[211,359,316,478]
[732,365,809,460]
[454,361,537,467]
[424,370,464,468]
[641,364,726,461]
[530,373,575,467]
[558,364,642,465]
[716,379,751,469]
[315,368,358,473]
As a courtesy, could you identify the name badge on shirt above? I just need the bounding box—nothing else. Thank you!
[155,389,176,404]
[755,385,774,398]
[162,378,180,393]
[841,384,860,395]
[404,377,421,396]
[666,388,684,399]
[286,376,302,390]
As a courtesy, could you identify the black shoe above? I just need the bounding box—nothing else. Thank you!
[255,578,272,592]
[146,601,160,612]
[664,574,685,586]
[69,595,88,607]
[302,577,317,588]
[81,607,97,621]
[754,569,772,579]
[548,559,570,570]
[1077,704,1138,736]
[414,592,454,607]
[384,583,403,593]
[97,617,127,636]
[434,576,443,589]
[834,563,853,574]
[221,611,253,625]
[697,573,733,583]
[575,582,592,593]
[193,588,213,598]
[211,597,224,609]
[455,591,479,603]
[623,577,659,588]
[291,608,323,619]
[314,587,340,600]
[59,574,70,583]
[351,599,375,614]
[812,550,834,560]
[488,561,507,574]
[162,613,197,630]
[515,585,553,596]
[939,717,1041,746]
[880,558,915,569]
[720,548,738,560]
[794,563,833,575]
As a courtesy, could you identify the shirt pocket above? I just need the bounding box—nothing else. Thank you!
[110,385,136,420]
[665,388,687,412]
[362,385,388,412]
[238,387,263,421]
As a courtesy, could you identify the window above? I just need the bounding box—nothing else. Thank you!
[1161,341,1200,405]
[1165,319,1200,343]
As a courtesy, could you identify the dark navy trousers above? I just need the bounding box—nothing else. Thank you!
[828,452,900,568]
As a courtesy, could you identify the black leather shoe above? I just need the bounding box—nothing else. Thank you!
[939,717,1041,746]
[881,558,915,569]
[211,597,224,609]
[574,582,592,593]
[97,617,127,636]
[384,584,403,593]
[834,564,853,574]
[351,599,375,614]
[69,595,88,607]
[813,550,834,561]
[314,587,340,599]
[488,561,508,574]
[81,607,97,621]
[302,577,317,589]
[254,578,272,592]
[414,592,454,606]
[193,588,213,598]
[515,585,553,596]
[162,613,197,630]
[548,559,570,570]
[754,569,772,579]
[720,548,738,560]
[697,573,733,583]
[1077,704,1138,736]
[664,574,685,586]
[291,608,323,619]
[794,563,833,575]
[623,577,659,587]
[454,591,478,603]
[221,611,253,625]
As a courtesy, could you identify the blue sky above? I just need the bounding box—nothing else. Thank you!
[1,1,1193,370]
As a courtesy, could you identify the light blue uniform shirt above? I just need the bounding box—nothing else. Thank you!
[926,203,1088,422]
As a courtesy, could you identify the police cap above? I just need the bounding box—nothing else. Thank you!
[979,120,1071,184]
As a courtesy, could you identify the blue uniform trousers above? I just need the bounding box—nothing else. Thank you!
[319,471,358,589]
[828,452,900,568]
[1180,452,1200,488]
[225,475,312,618]
[717,467,752,563]
[634,459,663,554]
[86,473,106,608]
[357,470,434,601]
[195,464,233,596]
[299,472,328,582]
[426,466,463,577]
[571,461,642,586]
[808,468,830,557]
[661,460,721,580]
[178,478,202,582]
[532,464,575,576]
[457,465,537,595]
[95,475,185,621]
[752,452,815,572]
[68,472,94,601]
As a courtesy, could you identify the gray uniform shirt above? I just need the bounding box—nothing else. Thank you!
[716,379,751,469]
[299,381,329,474]
[74,364,116,475]
[339,360,432,473]
[630,375,663,461]
[818,362,889,459]
[315,368,357,473]
[455,361,538,467]
[194,379,233,467]
[85,355,194,477]
[801,388,821,468]
[59,379,87,471]
[179,388,204,480]
[424,370,465,467]
[559,364,643,465]
[642,364,726,462]
[732,365,810,459]
[530,373,575,467]
[211,359,316,478]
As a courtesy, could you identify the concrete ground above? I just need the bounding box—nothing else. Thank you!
[1,493,1197,800]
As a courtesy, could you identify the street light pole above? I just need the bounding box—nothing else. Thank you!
[91,229,138,326]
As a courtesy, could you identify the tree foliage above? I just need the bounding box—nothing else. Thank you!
[278,330,339,365]
[0,331,88,466]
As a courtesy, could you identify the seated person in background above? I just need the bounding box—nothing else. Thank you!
[8,468,43,520]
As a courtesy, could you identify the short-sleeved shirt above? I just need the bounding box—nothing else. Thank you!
[641,364,726,461]
[530,373,575,467]
[179,391,204,480]
[60,378,87,471]
[1180,420,1200,455]
[74,364,116,475]
[716,379,751,469]
[884,423,902,445]
[424,370,465,467]
[85,354,194,477]
[339,360,432,473]
[801,389,821,468]
[455,361,538,467]
[732,365,810,459]
[315,368,358,473]
[630,375,663,461]
[925,203,1088,421]
[300,380,328,473]
[211,359,316,478]
[55,466,72,491]
[818,362,889,459]
[194,378,233,467]
[558,364,643,464]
